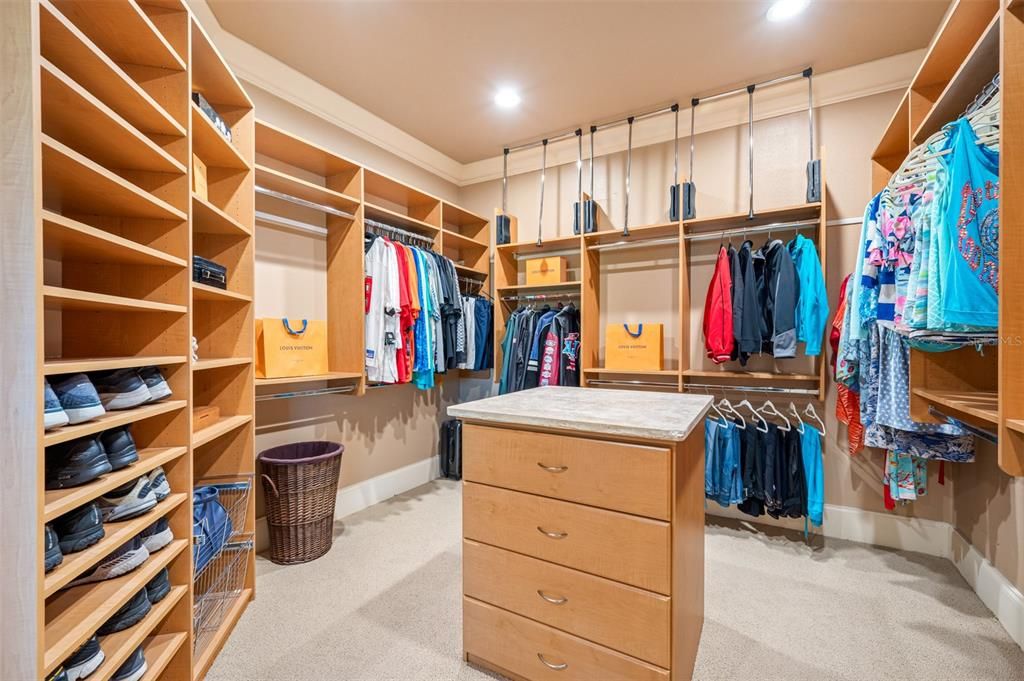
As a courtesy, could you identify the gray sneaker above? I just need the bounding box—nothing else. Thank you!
[66,536,149,588]
[51,373,105,424]
[44,379,69,431]
[97,476,158,521]
[138,367,172,402]
[91,369,152,411]
[149,466,170,501]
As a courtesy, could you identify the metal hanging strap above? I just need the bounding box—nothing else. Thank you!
[804,67,821,202]
[623,117,634,236]
[537,139,548,246]
[747,84,755,219]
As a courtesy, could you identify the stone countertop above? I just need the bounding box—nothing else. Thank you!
[447,386,712,442]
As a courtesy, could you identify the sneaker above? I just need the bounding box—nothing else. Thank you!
[138,367,171,402]
[145,567,171,604]
[66,536,149,588]
[140,518,173,553]
[46,666,69,681]
[91,370,152,411]
[99,427,138,471]
[149,466,170,501]
[63,635,104,681]
[45,524,63,573]
[98,476,157,521]
[111,646,147,681]
[98,588,151,636]
[44,379,70,431]
[45,437,112,490]
[54,502,105,554]
[51,373,105,424]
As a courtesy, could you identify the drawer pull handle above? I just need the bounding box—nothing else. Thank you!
[537,590,568,605]
[537,653,568,671]
[537,462,568,473]
[537,526,568,539]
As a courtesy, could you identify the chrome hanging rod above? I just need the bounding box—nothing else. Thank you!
[364,217,434,245]
[587,236,679,252]
[502,103,677,156]
[505,129,581,154]
[927,406,998,444]
[255,185,356,220]
[513,248,580,261]
[591,103,677,134]
[458,275,485,287]
[683,218,820,242]
[501,292,581,303]
[256,211,327,237]
[684,382,819,396]
[586,378,678,388]
[692,68,810,107]
[256,385,357,401]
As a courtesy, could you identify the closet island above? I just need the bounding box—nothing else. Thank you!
[449,387,711,681]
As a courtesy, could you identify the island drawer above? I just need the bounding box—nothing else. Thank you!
[463,482,671,594]
[464,596,669,681]
[462,424,671,520]
[463,539,671,667]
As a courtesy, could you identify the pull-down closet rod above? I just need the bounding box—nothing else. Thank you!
[587,236,679,252]
[255,186,356,220]
[505,128,580,154]
[692,69,809,106]
[684,382,819,396]
[587,379,677,388]
[683,218,820,242]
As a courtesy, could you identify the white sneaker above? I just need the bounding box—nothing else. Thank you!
[149,466,170,501]
[66,536,149,588]
[98,475,158,521]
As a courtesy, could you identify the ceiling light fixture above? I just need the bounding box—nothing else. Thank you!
[494,88,521,109]
[767,0,809,22]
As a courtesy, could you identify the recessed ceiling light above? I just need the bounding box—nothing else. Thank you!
[494,88,521,109]
[767,0,809,22]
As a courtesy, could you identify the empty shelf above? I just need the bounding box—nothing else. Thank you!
[193,357,253,371]
[192,193,251,237]
[43,286,187,314]
[192,282,252,303]
[192,414,252,448]
[43,211,186,269]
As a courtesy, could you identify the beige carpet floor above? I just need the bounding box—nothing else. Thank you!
[208,480,1024,681]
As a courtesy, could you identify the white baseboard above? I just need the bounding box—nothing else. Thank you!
[951,530,1024,651]
[256,457,440,553]
[707,504,1021,651]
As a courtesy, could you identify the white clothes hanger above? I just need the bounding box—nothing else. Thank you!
[758,399,791,432]
[787,402,805,434]
[737,399,769,433]
[803,403,826,435]
[718,397,745,429]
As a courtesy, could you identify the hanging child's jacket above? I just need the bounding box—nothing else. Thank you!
[755,240,798,358]
[703,246,734,364]
[788,233,829,356]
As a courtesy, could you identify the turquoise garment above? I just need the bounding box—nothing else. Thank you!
[704,417,742,508]
[411,250,435,390]
[800,426,823,526]
[940,118,999,328]
[788,233,829,356]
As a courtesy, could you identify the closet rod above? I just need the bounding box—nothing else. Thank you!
[506,129,581,154]
[586,378,678,388]
[256,211,327,237]
[501,292,581,302]
[256,385,357,401]
[504,102,677,154]
[255,185,356,220]
[458,275,485,287]
[684,382,819,396]
[693,68,810,106]
[927,406,998,444]
[513,248,580,260]
[591,103,677,134]
[683,218,819,242]
[587,236,679,252]
[364,217,435,246]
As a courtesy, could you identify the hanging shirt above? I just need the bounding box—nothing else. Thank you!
[364,237,394,383]
[788,233,829,356]
[800,426,824,526]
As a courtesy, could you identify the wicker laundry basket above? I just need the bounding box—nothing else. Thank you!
[258,441,343,565]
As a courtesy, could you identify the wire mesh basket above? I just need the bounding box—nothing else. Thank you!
[193,539,252,657]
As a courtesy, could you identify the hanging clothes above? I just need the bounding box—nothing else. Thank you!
[498,304,580,394]
[730,241,760,366]
[756,239,798,358]
[788,233,829,356]
[702,246,734,364]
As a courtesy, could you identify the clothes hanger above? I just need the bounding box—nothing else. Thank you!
[706,388,728,426]
[737,398,768,432]
[757,399,791,431]
[803,403,826,435]
[787,402,805,434]
[718,396,745,429]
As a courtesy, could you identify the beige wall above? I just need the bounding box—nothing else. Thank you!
[247,82,462,508]
[458,89,960,528]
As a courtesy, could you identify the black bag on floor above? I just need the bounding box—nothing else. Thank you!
[439,419,462,480]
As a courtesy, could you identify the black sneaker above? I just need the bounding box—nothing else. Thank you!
[145,567,171,604]
[63,635,104,680]
[98,588,151,635]
[54,502,105,554]
[45,437,112,490]
[138,367,171,403]
[140,517,173,553]
[97,476,158,521]
[99,427,138,471]
[111,646,147,681]
[66,536,149,589]
[45,524,63,573]
[91,369,152,411]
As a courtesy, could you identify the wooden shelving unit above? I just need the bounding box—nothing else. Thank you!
[36,2,194,678]
[188,14,256,680]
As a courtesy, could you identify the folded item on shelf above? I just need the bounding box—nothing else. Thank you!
[193,484,233,575]
[193,255,228,290]
[192,91,232,141]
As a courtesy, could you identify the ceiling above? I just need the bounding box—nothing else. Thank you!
[207,0,949,164]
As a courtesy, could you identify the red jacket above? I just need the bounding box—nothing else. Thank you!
[703,246,734,364]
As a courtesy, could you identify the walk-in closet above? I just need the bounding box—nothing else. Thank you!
[2,1,1023,680]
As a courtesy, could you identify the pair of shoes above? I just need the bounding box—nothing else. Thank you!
[63,635,104,681]
[45,428,138,490]
[67,536,149,589]
[98,587,152,635]
[55,501,105,554]
[98,468,169,522]
[47,374,104,427]
[45,524,63,573]
[141,518,174,553]
[94,368,170,411]
[113,646,147,681]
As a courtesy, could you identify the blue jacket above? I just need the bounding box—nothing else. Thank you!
[788,234,829,356]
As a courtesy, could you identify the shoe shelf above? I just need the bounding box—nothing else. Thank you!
[193,357,254,372]
[140,632,190,681]
[44,286,187,315]
[43,212,187,269]
[45,492,187,597]
[92,587,187,681]
[43,538,187,675]
[43,356,189,376]
[44,447,187,522]
[192,414,252,450]
[43,404,188,448]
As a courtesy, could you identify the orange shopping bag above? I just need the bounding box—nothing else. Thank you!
[605,323,663,371]
[255,318,328,378]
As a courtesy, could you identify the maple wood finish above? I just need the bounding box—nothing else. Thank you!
[461,420,705,680]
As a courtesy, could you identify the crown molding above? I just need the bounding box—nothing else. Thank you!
[189,0,922,188]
